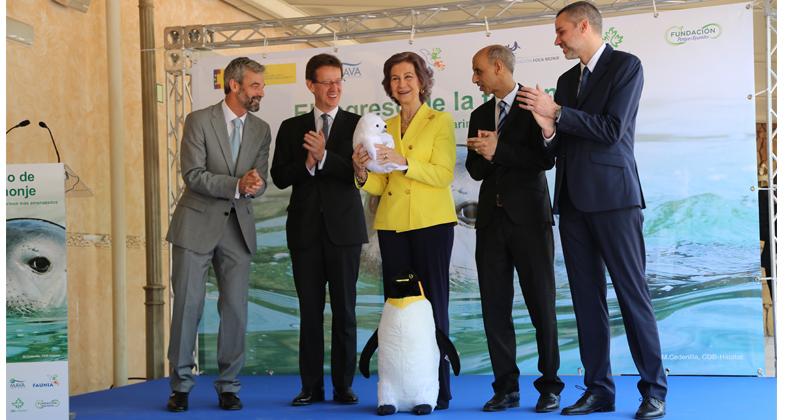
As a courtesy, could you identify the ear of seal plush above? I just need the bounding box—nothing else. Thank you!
[359,271,460,415]
[6,218,67,315]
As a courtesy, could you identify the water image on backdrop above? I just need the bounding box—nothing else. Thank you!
[193,3,763,377]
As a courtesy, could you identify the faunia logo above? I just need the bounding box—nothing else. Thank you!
[666,23,722,45]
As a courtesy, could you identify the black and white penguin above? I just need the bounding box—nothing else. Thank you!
[359,272,460,415]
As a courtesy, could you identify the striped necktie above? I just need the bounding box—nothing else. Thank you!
[497,100,508,133]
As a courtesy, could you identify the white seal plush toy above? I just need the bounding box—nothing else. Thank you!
[352,113,407,173]
[360,272,460,416]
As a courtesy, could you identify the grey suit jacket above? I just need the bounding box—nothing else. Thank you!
[166,101,272,254]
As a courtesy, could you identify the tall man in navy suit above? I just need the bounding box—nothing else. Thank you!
[519,2,667,419]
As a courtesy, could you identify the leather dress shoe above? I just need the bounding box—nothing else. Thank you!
[635,397,665,419]
[292,389,325,406]
[218,392,242,410]
[483,391,520,412]
[561,392,614,415]
[535,392,561,413]
[167,391,189,412]
[333,388,359,404]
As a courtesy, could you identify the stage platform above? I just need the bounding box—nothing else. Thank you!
[70,374,775,419]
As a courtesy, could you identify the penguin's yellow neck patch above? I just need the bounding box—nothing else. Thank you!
[386,280,427,309]
[387,295,425,309]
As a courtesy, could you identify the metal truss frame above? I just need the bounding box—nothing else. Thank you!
[163,0,710,51]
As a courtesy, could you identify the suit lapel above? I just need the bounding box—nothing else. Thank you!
[401,104,432,154]
[209,102,236,175]
[327,108,342,148]
[563,64,581,108]
[578,44,612,107]
[236,114,259,173]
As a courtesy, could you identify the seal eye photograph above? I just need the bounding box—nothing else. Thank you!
[455,201,478,227]
[28,256,52,273]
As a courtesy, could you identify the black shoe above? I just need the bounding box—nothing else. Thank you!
[166,391,189,412]
[218,392,242,410]
[333,388,359,404]
[435,400,449,410]
[483,391,520,412]
[560,392,614,415]
[635,397,665,419]
[536,392,560,413]
[377,404,397,415]
[292,389,325,406]
[413,404,433,415]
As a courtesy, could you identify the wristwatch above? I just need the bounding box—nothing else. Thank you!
[554,105,562,123]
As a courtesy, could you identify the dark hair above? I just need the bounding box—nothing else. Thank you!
[305,53,343,82]
[557,1,603,34]
[223,57,265,94]
[381,52,434,105]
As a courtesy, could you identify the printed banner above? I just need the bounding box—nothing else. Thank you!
[6,163,69,419]
[188,3,762,376]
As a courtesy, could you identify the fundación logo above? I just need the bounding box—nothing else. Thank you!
[9,378,26,389]
[603,27,624,48]
[666,23,722,45]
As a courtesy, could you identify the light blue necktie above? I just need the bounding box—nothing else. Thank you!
[497,100,508,133]
[230,117,242,166]
[578,66,591,97]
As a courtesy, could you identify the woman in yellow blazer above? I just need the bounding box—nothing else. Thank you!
[352,51,457,411]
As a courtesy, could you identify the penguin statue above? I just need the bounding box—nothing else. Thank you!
[359,272,460,415]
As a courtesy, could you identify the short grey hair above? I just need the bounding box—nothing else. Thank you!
[557,1,603,34]
[223,57,265,94]
[483,44,515,73]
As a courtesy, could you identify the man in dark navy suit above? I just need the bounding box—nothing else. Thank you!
[519,2,667,419]
[271,53,368,407]
[465,45,563,414]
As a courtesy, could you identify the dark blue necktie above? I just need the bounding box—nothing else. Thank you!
[578,66,591,97]
[497,100,508,133]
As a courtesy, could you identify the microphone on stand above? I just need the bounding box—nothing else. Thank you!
[38,121,62,163]
[6,119,30,134]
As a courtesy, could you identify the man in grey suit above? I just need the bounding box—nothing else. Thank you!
[165,57,272,412]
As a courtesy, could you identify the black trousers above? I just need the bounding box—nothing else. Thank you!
[377,222,455,405]
[558,188,667,401]
[290,221,362,393]
[476,208,564,396]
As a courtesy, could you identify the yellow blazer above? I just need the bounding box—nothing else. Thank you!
[363,104,457,232]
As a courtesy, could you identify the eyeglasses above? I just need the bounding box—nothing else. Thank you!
[313,79,345,87]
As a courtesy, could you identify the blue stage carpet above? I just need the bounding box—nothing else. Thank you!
[70,375,774,419]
